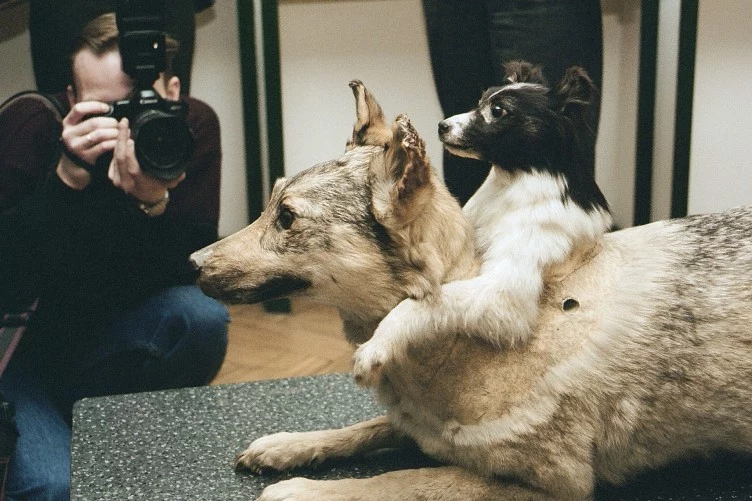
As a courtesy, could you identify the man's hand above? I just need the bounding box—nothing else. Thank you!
[57,101,119,190]
[108,118,185,216]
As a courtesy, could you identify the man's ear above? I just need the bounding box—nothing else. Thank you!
[552,66,598,117]
[66,85,76,107]
[346,80,392,150]
[165,76,181,101]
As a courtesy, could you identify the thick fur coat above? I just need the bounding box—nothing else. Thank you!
[191,76,752,500]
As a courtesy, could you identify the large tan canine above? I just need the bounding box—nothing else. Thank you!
[191,82,752,500]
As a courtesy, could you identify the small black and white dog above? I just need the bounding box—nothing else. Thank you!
[353,62,612,383]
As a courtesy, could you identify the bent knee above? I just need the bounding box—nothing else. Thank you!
[151,286,229,372]
[8,464,70,501]
[159,285,230,336]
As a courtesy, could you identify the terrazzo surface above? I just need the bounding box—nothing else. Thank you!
[71,373,752,500]
[71,373,435,500]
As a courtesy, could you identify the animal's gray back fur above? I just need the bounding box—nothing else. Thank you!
[374,204,752,491]
[572,206,752,484]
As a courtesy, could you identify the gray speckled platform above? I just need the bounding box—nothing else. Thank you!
[71,373,435,500]
[72,373,752,500]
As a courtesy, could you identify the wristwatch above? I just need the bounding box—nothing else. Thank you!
[136,191,170,216]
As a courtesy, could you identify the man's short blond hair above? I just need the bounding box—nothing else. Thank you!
[69,13,179,92]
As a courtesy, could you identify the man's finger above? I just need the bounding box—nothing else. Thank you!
[66,101,112,126]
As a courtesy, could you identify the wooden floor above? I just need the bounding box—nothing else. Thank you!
[210,298,354,386]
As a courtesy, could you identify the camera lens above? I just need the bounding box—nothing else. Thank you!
[131,110,194,180]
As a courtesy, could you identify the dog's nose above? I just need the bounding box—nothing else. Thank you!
[438,120,451,136]
[189,248,212,270]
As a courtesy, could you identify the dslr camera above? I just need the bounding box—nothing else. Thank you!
[100,0,194,180]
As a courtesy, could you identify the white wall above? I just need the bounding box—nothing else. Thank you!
[0,1,247,237]
[0,2,35,96]
[598,0,641,228]
[687,0,752,215]
[193,2,248,235]
[651,0,681,222]
[277,0,444,179]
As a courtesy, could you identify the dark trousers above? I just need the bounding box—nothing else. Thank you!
[423,0,603,205]
[0,285,228,501]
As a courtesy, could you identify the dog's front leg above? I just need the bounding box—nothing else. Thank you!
[352,271,540,387]
[255,466,553,501]
[236,416,405,472]
[352,297,424,387]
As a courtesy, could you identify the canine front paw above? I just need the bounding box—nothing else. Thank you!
[236,432,320,473]
[352,340,391,388]
[255,477,319,501]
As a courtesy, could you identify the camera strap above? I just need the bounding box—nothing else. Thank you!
[0,91,106,180]
[0,90,67,121]
[59,139,97,174]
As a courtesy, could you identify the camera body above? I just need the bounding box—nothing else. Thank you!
[103,0,194,180]
[102,88,194,180]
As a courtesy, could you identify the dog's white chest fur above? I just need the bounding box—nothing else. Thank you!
[463,166,611,274]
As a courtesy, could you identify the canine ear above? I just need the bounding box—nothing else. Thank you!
[503,61,547,86]
[270,176,289,198]
[386,114,431,202]
[346,80,392,150]
[272,176,288,189]
[370,114,433,229]
[552,66,598,117]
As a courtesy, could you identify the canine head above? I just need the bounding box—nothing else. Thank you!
[191,81,476,342]
[439,61,608,213]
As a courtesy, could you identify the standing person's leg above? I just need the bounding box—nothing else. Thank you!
[0,361,71,501]
[483,0,603,176]
[422,0,495,206]
[422,0,603,202]
[65,285,229,409]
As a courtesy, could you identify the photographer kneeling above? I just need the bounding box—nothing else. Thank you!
[0,12,229,500]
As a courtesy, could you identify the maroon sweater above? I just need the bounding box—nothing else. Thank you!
[0,92,222,363]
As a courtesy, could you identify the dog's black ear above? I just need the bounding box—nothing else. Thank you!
[552,66,598,117]
[346,80,392,150]
[387,114,431,201]
[503,61,547,86]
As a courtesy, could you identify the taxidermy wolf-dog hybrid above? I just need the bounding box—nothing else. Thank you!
[352,62,612,386]
[191,73,752,499]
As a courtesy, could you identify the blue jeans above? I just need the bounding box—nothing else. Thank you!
[0,285,229,501]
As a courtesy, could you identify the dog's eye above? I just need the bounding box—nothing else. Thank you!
[278,207,295,230]
[491,105,507,118]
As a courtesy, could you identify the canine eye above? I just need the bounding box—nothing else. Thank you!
[278,207,295,230]
[491,105,507,118]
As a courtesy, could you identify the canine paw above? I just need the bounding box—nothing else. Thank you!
[255,477,321,501]
[352,340,391,388]
[235,432,320,473]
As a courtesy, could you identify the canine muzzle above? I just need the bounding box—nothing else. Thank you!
[438,112,479,160]
[190,241,220,270]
